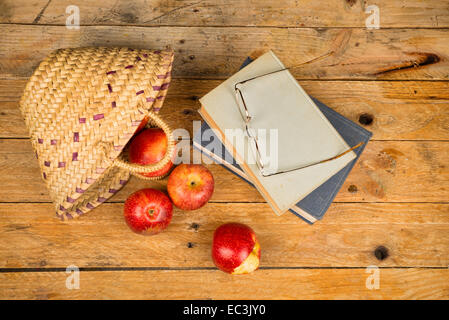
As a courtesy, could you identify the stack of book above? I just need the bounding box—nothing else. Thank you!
[194,52,372,224]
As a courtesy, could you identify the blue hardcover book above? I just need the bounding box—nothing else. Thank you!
[194,58,372,224]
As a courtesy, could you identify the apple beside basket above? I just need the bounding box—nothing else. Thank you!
[19,47,176,221]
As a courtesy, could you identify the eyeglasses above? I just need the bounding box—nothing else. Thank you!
[233,51,364,176]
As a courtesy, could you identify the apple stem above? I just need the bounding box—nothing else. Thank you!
[148,209,154,217]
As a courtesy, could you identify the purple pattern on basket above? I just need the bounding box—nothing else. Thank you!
[58,162,65,168]
[97,197,107,203]
[153,107,161,112]
[109,188,118,194]
[93,113,104,121]
[67,196,76,203]
[76,187,85,193]
[59,205,67,212]
[44,161,50,167]
[43,172,46,179]
[38,138,43,144]
[79,51,173,191]
[76,209,83,215]
[65,213,73,220]
[51,139,57,145]
[157,72,171,79]
[86,203,94,209]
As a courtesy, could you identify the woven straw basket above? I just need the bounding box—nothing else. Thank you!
[19,47,175,221]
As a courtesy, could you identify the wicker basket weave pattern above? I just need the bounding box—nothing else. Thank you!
[19,47,174,221]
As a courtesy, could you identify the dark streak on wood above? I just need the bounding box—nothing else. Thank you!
[374,52,440,76]
[32,0,52,24]
[141,1,204,24]
[4,224,31,232]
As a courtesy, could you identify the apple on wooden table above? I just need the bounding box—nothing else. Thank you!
[212,223,261,274]
[167,164,214,210]
[124,188,173,235]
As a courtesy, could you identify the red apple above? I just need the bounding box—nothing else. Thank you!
[129,128,174,178]
[167,164,214,210]
[124,188,173,235]
[212,223,261,274]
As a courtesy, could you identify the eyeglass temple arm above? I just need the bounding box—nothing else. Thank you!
[262,141,365,176]
[234,50,335,87]
[315,141,364,165]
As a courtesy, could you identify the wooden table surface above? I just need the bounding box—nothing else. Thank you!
[0,0,448,300]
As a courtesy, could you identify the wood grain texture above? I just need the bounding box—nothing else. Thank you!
[0,139,447,203]
[1,203,448,268]
[1,25,448,80]
[2,79,449,140]
[2,0,449,300]
[1,269,448,300]
[1,0,448,28]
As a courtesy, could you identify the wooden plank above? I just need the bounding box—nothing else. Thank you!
[1,0,448,28]
[0,203,448,268]
[1,25,448,80]
[1,269,448,299]
[0,139,447,203]
[2,79,448,140]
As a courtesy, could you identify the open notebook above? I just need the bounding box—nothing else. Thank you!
[199,51,357,216]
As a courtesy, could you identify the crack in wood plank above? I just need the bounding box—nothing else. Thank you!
[142,1,204,24]
[32,0,52,24]
[373,52,441,75]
